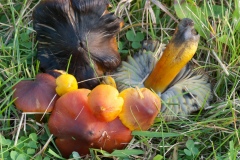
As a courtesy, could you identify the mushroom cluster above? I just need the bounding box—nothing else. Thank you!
[12,0,212,158]
[12,17,212,157]
[49,76,161,157]
[13,0,162,157]
[13,72,161,157]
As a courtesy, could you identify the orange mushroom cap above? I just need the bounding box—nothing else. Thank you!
[54,118,132,157]
[88,84,123,122]
[48,88,132,157]
[13,73,58,112]
[48,89,106,141]
[119,88,161,131]
[97,118,133,152]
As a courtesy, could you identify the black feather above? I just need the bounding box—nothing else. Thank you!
[33,0,123,89]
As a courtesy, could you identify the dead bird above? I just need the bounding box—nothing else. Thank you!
[33,0,123,89]
[114,18,212,121]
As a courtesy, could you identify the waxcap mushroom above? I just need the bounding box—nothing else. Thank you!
[55,73,78,96]
[48,88,132,157]
[119,87,161,131]
[54,118,132,157]
[13,73,57,112]
[88,84,124,122]
[48,89,106,141]
[97,118,133,152]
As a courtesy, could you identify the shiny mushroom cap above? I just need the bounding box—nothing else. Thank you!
[88,84,124,122]
[55,73,78,96]
[13,73,58,112]
[48,88,132,157]
[119,87,161,131]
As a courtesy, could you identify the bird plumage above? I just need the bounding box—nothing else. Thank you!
[114,43,211,120]
[114,19,212,121]
[144,18,200,92]
[33,0,123,89]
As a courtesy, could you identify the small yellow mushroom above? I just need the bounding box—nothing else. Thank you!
[55,73,78,96]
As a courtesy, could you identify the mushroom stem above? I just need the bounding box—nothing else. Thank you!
[144,18,200,92]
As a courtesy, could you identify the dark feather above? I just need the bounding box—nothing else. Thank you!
[33,0,123,89]
[114,40,212,121]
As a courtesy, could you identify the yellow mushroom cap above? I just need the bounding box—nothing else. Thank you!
[102,76,117,88]
[88,84,124,122]
[55,73,78,96]
[119,87,161,131]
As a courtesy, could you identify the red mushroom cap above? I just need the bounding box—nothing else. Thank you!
[55,138,92,157]
[53,119,132,158]
[48,89,106,141]
[97,118,133,152]
[13,73,57,112]
[48,88,132,157]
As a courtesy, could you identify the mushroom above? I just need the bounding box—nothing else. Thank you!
[33,0,123,89]
[54,138,92,158]
[53,118,132,158]
[88,84,124,122]
[118,88,161,131]
[48,89,105,141]
[95,117,133,152]
[55,73,78,96]
[13,73,58,112]
[48,88,132,157]
[114,18,212,121]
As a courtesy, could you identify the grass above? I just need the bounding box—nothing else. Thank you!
[0,0,239,159]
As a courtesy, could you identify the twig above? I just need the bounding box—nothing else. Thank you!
[14,113,25,146]
[211,50,229,76]
[31,134,53,159]
[40,94,57,121]
[151,0,179,23]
